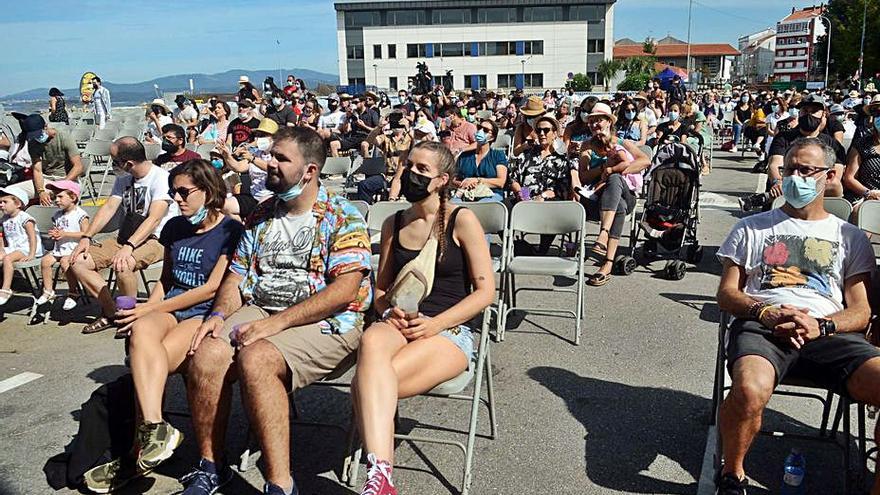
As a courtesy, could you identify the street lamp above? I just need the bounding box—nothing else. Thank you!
[817,15,832,89]
[372,64,378,89]
[520,55,533,90]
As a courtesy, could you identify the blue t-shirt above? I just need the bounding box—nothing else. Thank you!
[456,148,508,191]
[159,215,244,318]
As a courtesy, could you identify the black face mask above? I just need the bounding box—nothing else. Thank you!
[328,103,338,111]
[799,114,822,133]
[401,168,434,203]
[161,139,177,153]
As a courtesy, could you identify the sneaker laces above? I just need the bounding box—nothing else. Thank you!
[180,465,218,491]
[361,454,393,495]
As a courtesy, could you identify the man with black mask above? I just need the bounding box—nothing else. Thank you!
[265,91,298,127]
[154,124,200,171]
[767,94,846,198]
[317,95,344,142]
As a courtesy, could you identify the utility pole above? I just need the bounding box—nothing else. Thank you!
[858,0,867,89]
[818,15,831,89]
[685,0,693,83]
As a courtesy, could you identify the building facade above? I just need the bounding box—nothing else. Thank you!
[773,6,826,83]
[613,37,739,83]
[735,28,776,84]
[334,0,616,92]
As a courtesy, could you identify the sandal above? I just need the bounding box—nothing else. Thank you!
[0,289,12,305]
[82,316,114,335]
[590,243,608,257]
[587,272,612,287]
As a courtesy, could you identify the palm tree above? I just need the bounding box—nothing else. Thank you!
[597,59,624,91]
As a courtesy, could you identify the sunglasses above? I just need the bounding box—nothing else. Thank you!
[171,186,200,200]
[535,127,554,135]
[783,165,829,177]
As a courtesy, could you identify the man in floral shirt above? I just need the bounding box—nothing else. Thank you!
[183,127,371,495]
[714,138,879,495]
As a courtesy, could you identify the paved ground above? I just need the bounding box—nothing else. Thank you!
[0,148,876,495]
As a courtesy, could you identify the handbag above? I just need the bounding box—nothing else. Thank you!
[386,213,437,308]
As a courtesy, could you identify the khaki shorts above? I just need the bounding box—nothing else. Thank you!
[223,305,362,390]
[90,238,164,271]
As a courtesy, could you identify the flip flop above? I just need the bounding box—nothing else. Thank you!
[590,243,608,257]
[587,272,611,287]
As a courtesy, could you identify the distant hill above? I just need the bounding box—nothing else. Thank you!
[1,68,339,104]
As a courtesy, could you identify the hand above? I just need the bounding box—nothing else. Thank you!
[114,302,152,331]
[867,190,880,200]
[235,317,284,347]
[769,182,783,198]
[602,167,613,180]
[460,178,479,189]
[400,313,443,341]
[190,315,225,354]
[22,254,33,262]
[39,191,53,206]
[69,238,91,265]
[542,190,556,200]
[383,307,409,331]
[111,246,135,273]
[48,227,63,240]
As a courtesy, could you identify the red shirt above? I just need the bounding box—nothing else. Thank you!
[155,149,201,170]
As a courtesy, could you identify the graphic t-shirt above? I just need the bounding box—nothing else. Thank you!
[110,165,178,237]
[227,117,261,148]
[716,208,875,318]
[160,215,244,314]
[155,149,201,171]
[250,209,318,312]
[2,211,42,256]
[52,206,89,256]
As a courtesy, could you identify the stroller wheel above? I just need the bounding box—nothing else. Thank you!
[615,255,637,276]
[686,244,704,264]
[665,260,687,281]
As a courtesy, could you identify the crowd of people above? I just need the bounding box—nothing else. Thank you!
[0,71,879,495]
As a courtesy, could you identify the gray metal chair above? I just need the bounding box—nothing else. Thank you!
[857,200,880,234]
[195,143,215,160]
[348,200,369,220]
[93,128,117,141]
[365,201,410,271]
[69,128,94,149]
[491,132,512,152]
[771,195,853,222]
[499,201,586,344]
[322,156,353,177]
[144,143,162,161]
[82,140,113,199]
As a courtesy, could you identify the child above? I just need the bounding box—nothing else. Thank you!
[35,180,90,309]
[0,186,42,305]
[577,135,639,199]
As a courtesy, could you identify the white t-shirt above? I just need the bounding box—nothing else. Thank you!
[2,211,42,256]
[717,208,876,318]
[248,159,271,201]
[639,109,659,128]
[766,111,789,133]
[318,110,345,131]
[251,210,317,312]
[145,115,173,142]
[173,106,198,125]
[51,206,90,256]
[110,165,178,238]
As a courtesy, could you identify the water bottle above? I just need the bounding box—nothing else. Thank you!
[780,448,806,495]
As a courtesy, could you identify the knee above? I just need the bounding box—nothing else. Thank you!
[358,325,395,361]
[238,340,284,382]
[728,379,773,416]
[189,339,233,381]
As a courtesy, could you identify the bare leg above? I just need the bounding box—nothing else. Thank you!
[844,357,880,494]
[238,340,294,490]
[329,140,341,157]
[186,337,235,463]
[70,255,116,317]
[1,251,25,291]
[719,355,776,479]
[40,255,56,293]
[115,265,138,298]
[60,257,79,297]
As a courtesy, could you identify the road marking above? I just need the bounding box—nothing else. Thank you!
[0,372,43,394]
[699,192,740,210]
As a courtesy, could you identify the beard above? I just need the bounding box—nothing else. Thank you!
[266,166,302,193]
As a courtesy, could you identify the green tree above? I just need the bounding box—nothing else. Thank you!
[618,73,653,91]
[817,0,879,84]
[642,38,657,55]
[566,73,593,92]
[597,59,624,91]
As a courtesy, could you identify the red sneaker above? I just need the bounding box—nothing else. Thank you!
[360,454,397,495]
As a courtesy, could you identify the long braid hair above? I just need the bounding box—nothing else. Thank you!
[410,140,456,260]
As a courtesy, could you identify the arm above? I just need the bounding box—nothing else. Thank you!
[636,119,648,146]
[480,165,508,189]
[110,199,170,273]
[189,269,245,353]
[70,197,121,262]
[833,130,844,145]
[65,153,84,182]
[372,215,397,316]
[621,140,650,175]
[388,152,406,200]
[31,160,53,206]
[24,220,38,260]
[49,97,56,113]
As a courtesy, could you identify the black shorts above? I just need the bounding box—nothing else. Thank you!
[335,134,364,151]
[727,319,880,392]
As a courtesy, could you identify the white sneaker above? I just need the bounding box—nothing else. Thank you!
[62,297,78,311]
[35,290,55,306]
[0,290,12,305]
[731,146,738,153]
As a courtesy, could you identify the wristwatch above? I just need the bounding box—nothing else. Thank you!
[817,317,837,337]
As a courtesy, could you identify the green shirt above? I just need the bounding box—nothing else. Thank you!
[37,130,79,177]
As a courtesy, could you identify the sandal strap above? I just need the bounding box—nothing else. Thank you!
[83,317,113,334]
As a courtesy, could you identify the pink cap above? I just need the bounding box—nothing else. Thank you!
[46,179,81,198]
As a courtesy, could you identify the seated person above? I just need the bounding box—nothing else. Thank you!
[36,180,90,309]
[8,114,84,204]
[356,112,412,204]
[69,138,178,335]
[715,137,880,495]
[842,97,880,214]
[183,127,372,495]
[0,186,42,305]
[154,124,201,171]
[453,119,508,202]
[351,141,494,495]
[329,95,380,158]
[218,117,278,221]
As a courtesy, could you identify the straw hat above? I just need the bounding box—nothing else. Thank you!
[239,75,250,84]
[148,98,171,113]
[519,96,547,117]
[588,102,616,122]
[255,118,279,135]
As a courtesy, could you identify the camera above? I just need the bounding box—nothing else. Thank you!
[739,192,771,212]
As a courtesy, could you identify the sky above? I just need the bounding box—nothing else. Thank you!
[2,0,825,96]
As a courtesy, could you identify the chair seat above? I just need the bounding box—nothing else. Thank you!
[430,364,474,396]
[507,256,579,277]
[13,259,42,269]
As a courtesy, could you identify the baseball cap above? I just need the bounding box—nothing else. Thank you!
[797,94,826,109]
[22,114,46,141]
[237,99,255,109]
[0,186,29,207]
[46,179,81,198]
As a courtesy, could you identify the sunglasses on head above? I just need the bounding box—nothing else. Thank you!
[171,186,200,200]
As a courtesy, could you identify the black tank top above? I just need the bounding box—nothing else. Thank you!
[391,207,472,321]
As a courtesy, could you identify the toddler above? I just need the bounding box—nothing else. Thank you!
[0,186,42,305]
[36,180,90,309]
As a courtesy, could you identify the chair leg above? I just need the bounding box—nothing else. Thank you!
[819,389,835,437]
[461,340,488,495]
[341,413,361,486]
[485,344,498,440]
[843,396,852,494]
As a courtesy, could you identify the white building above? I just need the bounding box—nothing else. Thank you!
[334,0,616,92]
[735,28,776,84]
[773,5,826,83]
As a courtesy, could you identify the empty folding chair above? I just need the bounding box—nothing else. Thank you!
[69,128,94,150]
[857,200,880,234]
[82,140,113,198]
[499,201,586,344]
[348,200,370,220]
[93,128,117,141]
[321,156,353,177]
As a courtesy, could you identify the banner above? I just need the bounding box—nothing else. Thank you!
[79,72,97,104]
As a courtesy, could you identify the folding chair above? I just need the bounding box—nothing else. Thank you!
[344,306,497,495]
[82,140,113,199]
[857,200,880,234]
[321,156,353,177]
[195,143,215,160]
[93,128,116,141]
[499,201,586,344]
[144,143,162,161]
[365,201,410,271]
[348,200,370,220]
[69,128,94,150]
[491,132,512,152]
[709,312,867,493]
[770,196,854,222]
[476,110,493,121]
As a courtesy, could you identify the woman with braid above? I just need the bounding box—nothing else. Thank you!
[350,141,495,495]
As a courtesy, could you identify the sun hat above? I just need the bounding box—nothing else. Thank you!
[414,117,437,135]
[849,90,860,98]
[364,91,379,102]
[865,82,878,93]
[519,96,546,117]
[148,98,171,113]
[255,118,279,136]
[0,186,29,207]
[864,94,880,113]
[237,99,255,109]
[632,91,649,102]
[534,115,560,132]
[46,179,81,198]
[238,75,250,84]
[829,104,845,115]
[588,102,616,122]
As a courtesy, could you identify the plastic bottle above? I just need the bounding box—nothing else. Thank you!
[780,448,806,495]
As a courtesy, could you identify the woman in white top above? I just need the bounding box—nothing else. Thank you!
[764,97,791,156]
[144,100,174,144]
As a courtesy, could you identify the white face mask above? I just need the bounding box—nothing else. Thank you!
[256,137,271,151]
[238,112,249,120]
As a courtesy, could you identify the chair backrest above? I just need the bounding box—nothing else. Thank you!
[69,128,93,143]
[492,133,512,150]
[82,205,123,234]
[26,205,60,233]
[93,128,117,141]
[457,201,508,235]
[476,110,493,120]
[771,195,853,222]
[144,143,162,161]
[322,156,352,177]
[857,200,880,234]
[638,144,654,161]
[196,143,215,160]
[509,201,585,235]
[83,139,112,157]
[349,200,370,220]
[366,201,410,234]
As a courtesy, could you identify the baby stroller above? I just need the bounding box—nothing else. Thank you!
[622,137,703,280]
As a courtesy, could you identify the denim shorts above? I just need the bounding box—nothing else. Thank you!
[440,325,475,362]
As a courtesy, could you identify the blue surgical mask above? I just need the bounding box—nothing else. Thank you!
[771,104,780,113]
[782,175,820,209]
[35,131,49,144]
[668,111,679,121]
[873,116,880,132]
[475,129,488,144]
[211,158,223,169]
[789,108,800,118]
[625,111,637,120]
[277,175,307,201]
[187,205,208,225]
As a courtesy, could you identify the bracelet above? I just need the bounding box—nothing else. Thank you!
[747,301,765,319]
[208,311,226,321]
[124,241,136,250]
[864,189,872,199]
[757,304,775,323]
[380,307,393,320]
[82,235,93,241]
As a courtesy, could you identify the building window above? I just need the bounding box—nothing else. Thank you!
[498,73,542,88]
[440,42,465,57]
[388,44,396,59]
[524,40,544,55]
[523,6,563,22]
[345,11,380,27]
[464,74,487,89]
[523,73,543,88]
[389,77,398,90]
[587,39,605,53]
[481,41,513,56]
[347,45,364,60]
[477,8,515,23]
[570,5,604,21]
[431,9,471,24]
[387,10,425,26]
[348,77,366,87]
[587,72,600,85]
[373,45,382,59]
[407,43,427,58]
[497,74,515,88]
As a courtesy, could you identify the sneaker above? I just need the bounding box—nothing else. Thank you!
[82,457,144,494]
[136,421,184,471]
[180,458,233,495]
[35,290,55,306]
[264,480,299,495]
[731,146,738,153]
[62,296,78,310]
[716,472,748,495]
[360,454,397,495]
